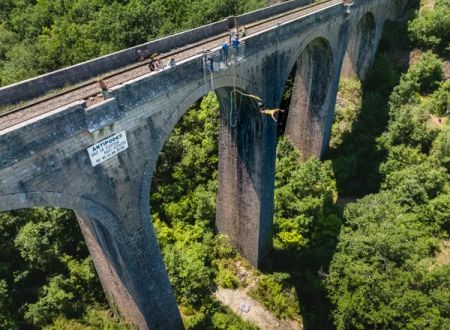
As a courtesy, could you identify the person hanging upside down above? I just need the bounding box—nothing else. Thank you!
[258,102,285,121]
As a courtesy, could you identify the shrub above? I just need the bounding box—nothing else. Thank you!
[408,0,450,54]
[248,273,299,319]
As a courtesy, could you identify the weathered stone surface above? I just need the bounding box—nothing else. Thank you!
[0,0,406,328]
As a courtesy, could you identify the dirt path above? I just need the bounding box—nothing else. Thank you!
[214,288,302,330]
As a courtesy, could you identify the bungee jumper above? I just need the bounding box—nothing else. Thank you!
[258,101,285,121]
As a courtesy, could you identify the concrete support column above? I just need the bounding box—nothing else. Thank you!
[75,210,182,330]
[215,87,277,267]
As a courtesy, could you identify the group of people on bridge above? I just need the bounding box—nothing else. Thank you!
[220,25,246,66]
[146,53,176,72]
[97,24,285,121]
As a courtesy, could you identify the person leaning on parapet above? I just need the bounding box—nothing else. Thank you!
[97,78,110,100]
[239,26,247,38]
[167,57,176,68]
[206,52,214,71]
[232,35,240,48]
[148,53,160,72]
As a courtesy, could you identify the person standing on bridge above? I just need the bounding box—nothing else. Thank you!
[148,53,160,72]
[97,78,110,100]
[239,26,247,38]
[148,57,157,72]
[221,42,229,65]
[167,57,176,68]
[231,35,240,61]
[232,35,240,48]
[207,52,214,71]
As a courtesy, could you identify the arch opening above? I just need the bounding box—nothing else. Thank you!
[283,37,334,160]
[0,191,162,329]
[150,91,221,227]
[148,84,275,326]
[0,205,120,328]
[356,12,377,78]
[342,12,377,79]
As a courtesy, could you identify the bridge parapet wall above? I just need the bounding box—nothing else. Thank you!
[0,0,401,185]
[243,1,342,60]
[0,101,87,170]
[0,0,397,174]
[0,19,228,107]
[235,0,311,26]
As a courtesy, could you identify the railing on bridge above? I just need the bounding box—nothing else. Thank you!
[202,42,246,73]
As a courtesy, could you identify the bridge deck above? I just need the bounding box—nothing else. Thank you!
[0,0,340,132]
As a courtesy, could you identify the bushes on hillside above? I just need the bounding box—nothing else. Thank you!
[408,0,450,54]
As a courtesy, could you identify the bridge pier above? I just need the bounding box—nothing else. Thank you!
[215,86,278,267]
[75,210,182,330]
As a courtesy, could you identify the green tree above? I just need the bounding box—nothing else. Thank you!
[274,137,337,250]
[424,80,450,116]
[249,272,299,319]
[379,145,427,177]
[408,0,450,54]
[382,162,447,209]
[326,193,445,330]
[164,241,212,307]
[14,208,85,270]
[0,280,17,330]
[425,193,450,232]
[389,51,443,109]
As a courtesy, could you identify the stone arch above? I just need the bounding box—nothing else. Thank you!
[0,191,150,328]
[139,73,253,223]
[141,71,275,266]
[0,191,182,329]
[356,12,377,78]
[283,37,334,160]
[342,12,377,79]
[0,191,118,228]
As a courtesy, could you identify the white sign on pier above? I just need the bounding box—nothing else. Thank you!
[87,131,128,166]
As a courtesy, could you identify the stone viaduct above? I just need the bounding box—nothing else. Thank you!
[0,0,407,328]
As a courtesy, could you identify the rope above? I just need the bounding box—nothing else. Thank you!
[230,64,238,127]
[210,68,215,91]
[202,54,208,95]
[233,68,237,112]
[231,90,262,102]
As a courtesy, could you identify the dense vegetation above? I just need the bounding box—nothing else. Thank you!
[324,1,450,328]
[326,51,450,329]
[0,0,265,86]
[0,209,131,329]
[0,0,449,329]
